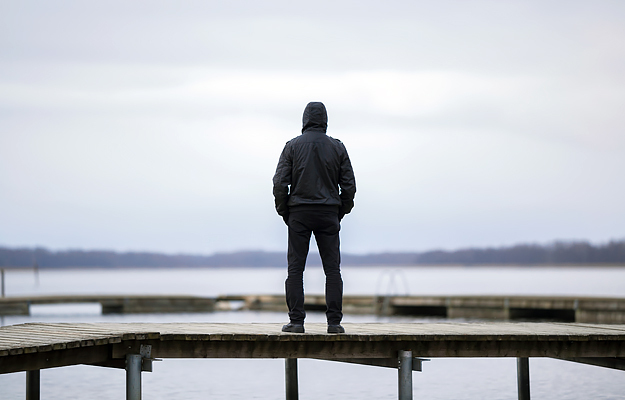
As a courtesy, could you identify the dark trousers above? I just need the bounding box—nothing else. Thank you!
[286,210,343,325]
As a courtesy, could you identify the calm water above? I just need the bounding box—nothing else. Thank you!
[1,266,625,400]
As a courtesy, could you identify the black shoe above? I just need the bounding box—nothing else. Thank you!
[327,324,345,334]
[282,323,305,333]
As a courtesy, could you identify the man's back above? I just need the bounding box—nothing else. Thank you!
[273,102,355,219]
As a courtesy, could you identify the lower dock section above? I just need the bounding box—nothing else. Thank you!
[1,322,624,400]
[2,294,625,324]
[0,295,215,315]
[218,294,625,323]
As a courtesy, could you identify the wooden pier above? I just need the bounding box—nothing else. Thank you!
[219,294,625,323]
[1,322,624,399]
[3,294,625,324]
[0,295,215,315]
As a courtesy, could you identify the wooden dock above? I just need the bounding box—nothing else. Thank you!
[1,322,625,399]
[0,295,215,315]
[219,294,625,323]
[3,294,625,323]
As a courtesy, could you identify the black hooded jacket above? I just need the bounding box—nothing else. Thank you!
[273,102,356,219]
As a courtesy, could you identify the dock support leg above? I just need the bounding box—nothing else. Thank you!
[285,358,298,400]
[517,357,530,400]
[126,354,142,400]
[26,370,40,400]
[398,350,413,400]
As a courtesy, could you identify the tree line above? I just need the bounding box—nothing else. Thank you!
[1,240,624,268]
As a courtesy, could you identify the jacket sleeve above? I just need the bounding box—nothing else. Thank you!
[272,142,292,217]
[338,144,356,216]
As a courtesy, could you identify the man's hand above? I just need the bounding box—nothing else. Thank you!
[283,214,289,225]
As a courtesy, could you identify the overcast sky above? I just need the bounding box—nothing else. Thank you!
[1,1,624,255]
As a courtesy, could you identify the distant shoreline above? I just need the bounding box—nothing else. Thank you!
[2,264,625,270]
[2,240,624,268]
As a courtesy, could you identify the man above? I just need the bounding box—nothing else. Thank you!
[272,102,356,334]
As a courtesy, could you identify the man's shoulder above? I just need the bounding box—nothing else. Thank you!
[324,135,349,153]
[282,135,301,148]
[326,135,344,145]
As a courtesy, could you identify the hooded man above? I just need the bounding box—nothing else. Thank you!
[273,102,356,334]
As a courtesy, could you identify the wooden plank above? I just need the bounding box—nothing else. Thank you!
[0,323,137,355]
[4,322,623,342]
[19,323,111,337]
[34,323,159,340]
[0,330,81,350]
[562,323,625,333]
[0,325,115,350]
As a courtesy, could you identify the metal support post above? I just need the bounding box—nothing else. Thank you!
[285,358,299,400]
[517,357,530,400]
[1,269,5,298]
[398,350,413,400]
[126,354,142,400]
[26,370,40,400]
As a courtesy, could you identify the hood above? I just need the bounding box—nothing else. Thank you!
[301,102,328,133]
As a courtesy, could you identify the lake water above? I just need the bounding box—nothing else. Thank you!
[1,266,625,399]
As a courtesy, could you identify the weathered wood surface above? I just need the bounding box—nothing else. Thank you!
[1,322,625,373]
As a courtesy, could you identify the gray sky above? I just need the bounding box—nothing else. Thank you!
[1,0,624,254]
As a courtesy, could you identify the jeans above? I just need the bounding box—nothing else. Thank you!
[285,210,343,325]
